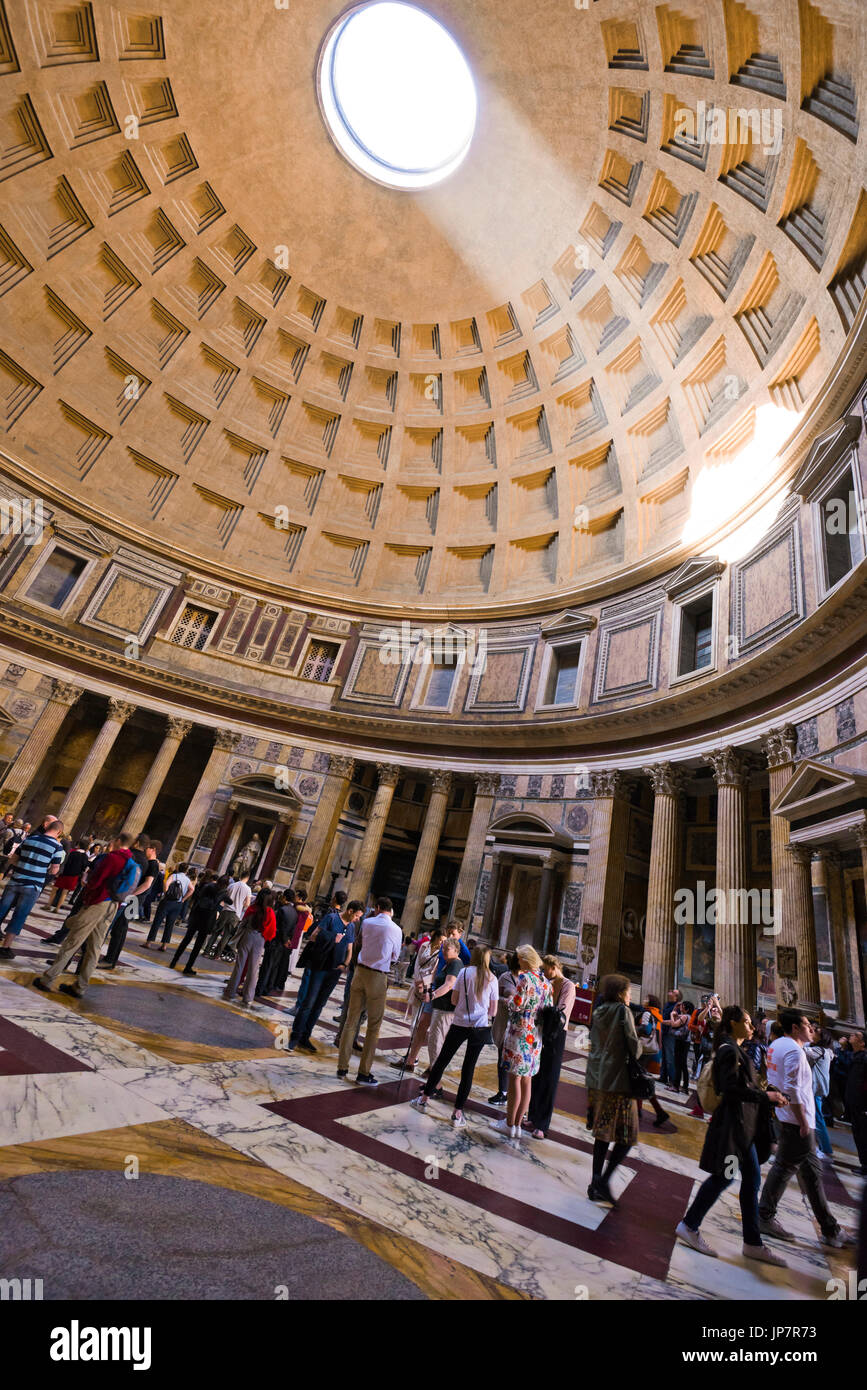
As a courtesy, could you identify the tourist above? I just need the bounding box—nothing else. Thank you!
[488,950,519,1106]
[636,994,673,1128]
[585,973,640,1204]
[336,896,402,1085]
[140,852,165,922]
[289,890,347,1015]
[392,927,444,1073]
[423,937,462,1078]
[846,1030,867,1174]
[255,887,294,995]
[100,836,160,968]
[758,1010,855,1248]
[34,834,138,997]
[205,869,252,960]
[269,890,299,994]
[146,862,194,949]
[491,943,552,1140]
[171,873,232,975]
[47,839,89,914]
[670,995,693,1093]
[660,988,682,1087]
[412,944,498,1126]
[525,954,577,1139]
[440,919,471,967]
[0,819,66,958]
[288,890,313,975]
[222,889,277,1008]
[287,899,364,1051]
[805,1028,835,1160]
[675,1004,787,1265]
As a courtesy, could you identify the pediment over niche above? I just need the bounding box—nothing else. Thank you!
[791,414,862,500]
[540,609,596,638]
[770,759,867,821]
[662,555,726,600]
[50,519,113,556]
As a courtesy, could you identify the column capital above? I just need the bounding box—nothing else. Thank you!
[643,761,686,797]
[762,725,798,771]
[107,698,136,725]
[213,729,241,752]
[328,754,356,780]
[50,680,82,707]
[590,769,632,800]
[474,771,501,798]
[374,762,401,787]
[785,842,814,868]
[166,716,192,741]
[854,824,867,850]
[704,746,749,788]
[430,769,454,795]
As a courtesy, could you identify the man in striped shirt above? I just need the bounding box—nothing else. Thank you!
[0,820,65,958]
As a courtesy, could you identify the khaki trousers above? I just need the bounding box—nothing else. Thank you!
[40,900,116,994]
[338,964,388,1075]
[427,1008,452,1070]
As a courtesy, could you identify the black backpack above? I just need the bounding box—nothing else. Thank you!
[165,877,183,902]
[536,1004,566,1046]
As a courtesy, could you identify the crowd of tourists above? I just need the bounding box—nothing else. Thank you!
[0,809,864,1276]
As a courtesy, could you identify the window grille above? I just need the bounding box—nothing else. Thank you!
[171,604,217,652]
[301,640,339,682]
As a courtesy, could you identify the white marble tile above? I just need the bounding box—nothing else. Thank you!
[0,1071,170,1147]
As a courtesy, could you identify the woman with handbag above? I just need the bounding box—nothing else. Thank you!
[410,945,499,1127]
[636,994,673,1128]
[488,951,520,1105]
[675,1004,788,1266]
[586,974,642,1205]
[525,956,577,1138]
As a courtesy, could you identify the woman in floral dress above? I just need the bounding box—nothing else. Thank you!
[492,943,552,1139]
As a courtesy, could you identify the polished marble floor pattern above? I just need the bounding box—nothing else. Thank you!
[0,900,862,1301]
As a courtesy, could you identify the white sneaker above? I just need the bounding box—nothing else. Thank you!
[489,1118,512,1136]
[675,1220,718,1258]
[410,1096,427,1112]
[452,1112,466,1128]
[821,1229,856,1249]
[743,1243,787,1268]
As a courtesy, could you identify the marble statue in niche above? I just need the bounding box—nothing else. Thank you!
[232,833,263,877]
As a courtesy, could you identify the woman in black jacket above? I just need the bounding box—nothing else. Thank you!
[170,874,231,976]
[675,1005,788,1266]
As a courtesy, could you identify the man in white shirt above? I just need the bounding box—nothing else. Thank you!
[759,1010,853,1248]
[336,896,402,1085]
[206,872,252,959]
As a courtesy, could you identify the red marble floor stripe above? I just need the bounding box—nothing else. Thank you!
[265,1080,693,1282]
[0,1014,92,1074]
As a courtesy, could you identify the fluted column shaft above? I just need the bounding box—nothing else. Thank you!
[402,771,453,936]
[584,772,632,980]
[534,862,557,954]
[451,772,500,924]
[122,717,191,840]
[0,681,81,813]
[786,844,820,1012]
[815,850,852,1022]
[58,698,136,832]
[641,763,684,1001]
[707,748,753,1014]
[348,763,400,903]
[763,726,800,1011]
[170,730,239,863]
[295,755,356,898]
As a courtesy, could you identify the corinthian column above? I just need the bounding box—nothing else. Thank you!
[583,771,632,980]
[122,716,192,840]
[641,762,685,1001]
[295,754,356,898]
[169,729,239,862]
[706,746,753,1014]
[348,763,401,903]
[57,697,136,833]
[786,844,820,1012]
[762,725,800,1010]
[815,849,852,1022]
[451,772,500,924]
[0,680,81,812]
[402,771,453,936]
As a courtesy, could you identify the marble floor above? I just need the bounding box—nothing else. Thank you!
[1,898,862,1301]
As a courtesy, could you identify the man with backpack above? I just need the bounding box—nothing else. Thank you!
[145,862,193,950]
[99,836,160,969]
[34,833,138,998]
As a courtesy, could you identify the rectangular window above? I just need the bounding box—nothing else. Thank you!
[300,640,339,682]
[677,596,714,676]
[821,469,855,590]
[425,656,458,708]
[171,604,217,652]
[25,548,86,610]
[546,645,582,706]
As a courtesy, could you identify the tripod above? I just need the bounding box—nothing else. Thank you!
[396,990,428,1089]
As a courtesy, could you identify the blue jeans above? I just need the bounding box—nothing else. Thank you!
[685,1142,762,1245]
[0,881,40,937]
[813,1103,833,1156]
[291,968,341,1043]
